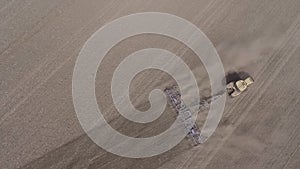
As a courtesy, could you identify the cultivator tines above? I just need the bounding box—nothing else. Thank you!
[164,86,202,145]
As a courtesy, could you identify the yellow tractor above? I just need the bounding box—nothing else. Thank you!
[226,77,254,97]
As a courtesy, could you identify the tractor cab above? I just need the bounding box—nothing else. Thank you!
[227,77,254,97]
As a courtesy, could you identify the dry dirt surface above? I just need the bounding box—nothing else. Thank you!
[1,0,300,169]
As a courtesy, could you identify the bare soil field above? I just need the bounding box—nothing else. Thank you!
[0,0,299,169]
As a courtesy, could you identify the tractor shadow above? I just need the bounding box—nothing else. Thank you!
[225,71,251,84]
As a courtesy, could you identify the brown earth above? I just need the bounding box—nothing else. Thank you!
[0,0,299,169]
